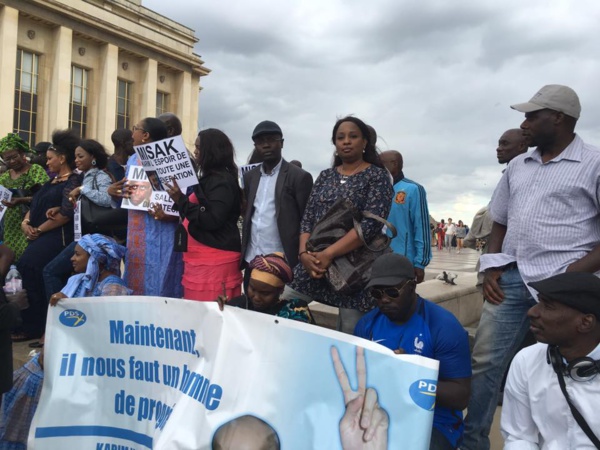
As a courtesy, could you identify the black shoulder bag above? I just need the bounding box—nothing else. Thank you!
[306,198,397,295]
[80,171,128,237]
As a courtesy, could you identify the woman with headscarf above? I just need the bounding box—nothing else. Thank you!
[11,130,81,342]
[0,134,49,260]
[217,253,313,323]
[49,233,130,304]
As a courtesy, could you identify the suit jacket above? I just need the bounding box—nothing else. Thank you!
[242,159,313,269]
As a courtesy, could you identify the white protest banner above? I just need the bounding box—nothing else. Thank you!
[0,185,12,222]
[238,163,261,188]
[134,135,198,192]
[30,297,438,449]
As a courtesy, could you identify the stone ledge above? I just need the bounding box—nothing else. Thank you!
[309,272,483,331]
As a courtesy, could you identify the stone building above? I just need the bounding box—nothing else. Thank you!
[0,0,209,149]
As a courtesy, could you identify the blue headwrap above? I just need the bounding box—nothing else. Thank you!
[61,234,127,298]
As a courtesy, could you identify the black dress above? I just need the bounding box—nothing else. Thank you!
[16,173,81,337]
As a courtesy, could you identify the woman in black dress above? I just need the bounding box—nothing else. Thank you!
[12,130,81,342]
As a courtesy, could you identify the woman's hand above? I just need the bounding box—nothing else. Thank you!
[149,202,168,221]
[300,251,327,279]
[164,177,183,203]
[68,186,82,203]
[107,178,128,198]
[50,292,67,306]
[216,295,228,311]
[2,198,24,208]
[21,222,40,241]
[312,250,334,271]
[46,206,61,219]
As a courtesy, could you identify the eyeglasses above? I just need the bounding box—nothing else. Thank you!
[132,125,147,133]
[253,136,283,146]
[370,280,412,300]
[129,184,150,192]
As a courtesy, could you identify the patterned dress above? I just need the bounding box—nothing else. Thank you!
[123,154,183,297]
[290,165,393,311]
[0,165,49,259]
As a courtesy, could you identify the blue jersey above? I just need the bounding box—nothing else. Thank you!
[355,296,471,448]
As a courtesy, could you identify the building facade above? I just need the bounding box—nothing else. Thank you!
[0,0,209,150]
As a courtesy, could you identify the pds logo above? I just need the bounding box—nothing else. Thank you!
[59,309,87,328]
[409,379,437,411]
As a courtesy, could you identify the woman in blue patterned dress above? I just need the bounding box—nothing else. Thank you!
[289,116,393,333]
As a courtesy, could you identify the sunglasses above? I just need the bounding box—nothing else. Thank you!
[370,280,412,300]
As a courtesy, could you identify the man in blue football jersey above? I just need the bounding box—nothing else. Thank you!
[355,253,471,450]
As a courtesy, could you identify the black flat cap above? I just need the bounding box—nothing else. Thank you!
[252,121,282,139]
[529,272,600,318]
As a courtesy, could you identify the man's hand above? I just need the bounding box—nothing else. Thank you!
[483,269,504,305]
[331,346,389,450]
[414,268,425,284]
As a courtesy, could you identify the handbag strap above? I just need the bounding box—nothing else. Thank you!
[353,211,397,252]
[92,170,99,190]
[556,368,600,448]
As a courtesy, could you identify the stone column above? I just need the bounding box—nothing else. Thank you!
[45,26,72,134]
[139,58,157,119]
[0,6,19,136]
[96,43,119,150]
[176,70,193,147]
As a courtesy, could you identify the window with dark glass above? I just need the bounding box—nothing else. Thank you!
[69,66,89,138]
[13,49,39,146]
[116,79,132,130]
[156,91,169,117]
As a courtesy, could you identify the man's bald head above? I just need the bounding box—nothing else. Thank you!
[157,113,183,137]
[212,415,280,450]
[496,128,527,164]
[380,150,403,178]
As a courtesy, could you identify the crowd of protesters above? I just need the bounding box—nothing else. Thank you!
[2,83,600,449]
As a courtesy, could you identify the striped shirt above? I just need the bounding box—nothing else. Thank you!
[480,134,600,296]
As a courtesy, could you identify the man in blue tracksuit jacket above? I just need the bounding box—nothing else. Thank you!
[381,150,432,283]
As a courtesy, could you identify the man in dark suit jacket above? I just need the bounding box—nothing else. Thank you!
[241,121,313,283]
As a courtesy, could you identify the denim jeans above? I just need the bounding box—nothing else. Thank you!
[43,241,77,302]
[461,267,536,450]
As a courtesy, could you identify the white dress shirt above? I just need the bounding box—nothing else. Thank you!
[245,160,285,263]
[501,342,600,449]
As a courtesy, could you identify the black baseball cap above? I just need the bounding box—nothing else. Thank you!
[252,121,282,139]
[529,272,600,318]
[365,253,415,289]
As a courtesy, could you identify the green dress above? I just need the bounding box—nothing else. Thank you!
[0,164,49,259]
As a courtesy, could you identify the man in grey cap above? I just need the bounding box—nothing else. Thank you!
[241,121,313,288]
[501,272,600,449]
[463,85,600,449]
[354,253,471,450]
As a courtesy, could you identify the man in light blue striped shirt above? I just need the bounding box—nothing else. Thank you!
[463,84,600,450]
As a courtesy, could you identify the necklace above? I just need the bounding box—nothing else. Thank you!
[339,163,365,184]
[52,172,73,183]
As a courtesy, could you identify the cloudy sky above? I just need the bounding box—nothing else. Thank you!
[144,0,600,223]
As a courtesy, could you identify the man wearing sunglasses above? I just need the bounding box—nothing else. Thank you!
[355,253,471,450]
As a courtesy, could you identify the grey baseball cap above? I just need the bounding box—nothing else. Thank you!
[365,253,415,289]
[510,84,581,119]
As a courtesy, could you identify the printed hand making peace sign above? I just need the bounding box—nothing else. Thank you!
[331,346,389,450]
